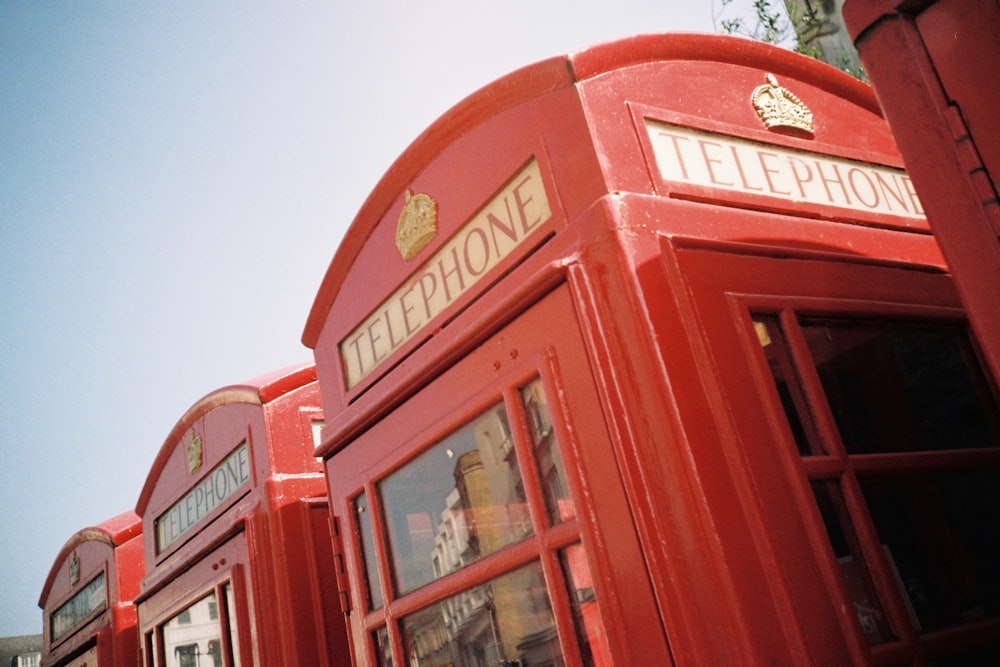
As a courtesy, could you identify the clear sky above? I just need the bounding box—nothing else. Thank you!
[0,0,762,636]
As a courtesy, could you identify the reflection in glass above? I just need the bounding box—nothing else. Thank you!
[562,544,611,667]
[800,319,1000,454]
[860,470,1000,633]
[926,642,1000,666]
[522,379,575,523]
[379,401,532,595]
[51,571,107,641]
[374,626,392,667]
[401,562,562,667]
[355,493,383,610]
[811,480,895,645]
[162,590,238,667]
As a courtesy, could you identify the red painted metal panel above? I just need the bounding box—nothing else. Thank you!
[323,285,672,667]
[134,364,349,666]
[917,0,1000,185]
[304,31,975,666]
[843,0,1000,382]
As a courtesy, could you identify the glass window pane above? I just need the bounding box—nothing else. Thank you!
[800,320,1000,454]
[51,571,107,641]
[521,378,575,523]
[860,470,1000,633]
[162,590,238,667]
[379,401,532,595]
[561,544,612,667]
[927,641,1000,666]
[374,626,393,667]
[754,316,826,456]
[355,493,384,610]
[400,562,563,667]
[811,480,895,645]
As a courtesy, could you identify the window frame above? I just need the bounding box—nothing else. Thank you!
[678,245,1000,664]
[321,282,666,667]
[344,357,589,666]
[140,540,249,667]
[743,302,1000,661]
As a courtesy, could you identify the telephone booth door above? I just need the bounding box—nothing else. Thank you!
[325,285,671,667]
[677,245,1000,665]
[140,533,249,667]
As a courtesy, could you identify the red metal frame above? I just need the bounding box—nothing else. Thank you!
[324,286,667,666]
[134,363,350,666]
[38,511,144,667]
[304,32,999,666]
[843,0,1000,382]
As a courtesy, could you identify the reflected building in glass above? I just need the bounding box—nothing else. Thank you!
[400,403,559,667]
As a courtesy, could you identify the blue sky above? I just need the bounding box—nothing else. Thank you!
[0,0,753,636]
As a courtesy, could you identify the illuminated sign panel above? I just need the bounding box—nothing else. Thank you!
[646,120,925,219]
[340,158,552,388]
[155,441,251,553]
[52,572,106,641]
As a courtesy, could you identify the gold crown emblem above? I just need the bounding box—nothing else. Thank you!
[69,552,80,586]
[395,189,438,261]
[751,73,814,134]
[185,428,203,474]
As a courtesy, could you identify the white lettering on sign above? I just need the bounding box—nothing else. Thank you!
[51,571,106,641]
[155,441,251,553]
[646,120,924,219]
[340,158,552,388]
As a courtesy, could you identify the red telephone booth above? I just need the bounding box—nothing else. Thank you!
[303,33,1000,665]
[38,511,143,667]
[134,363,350,666]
